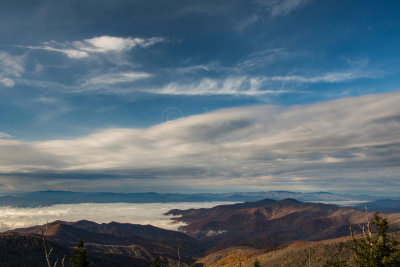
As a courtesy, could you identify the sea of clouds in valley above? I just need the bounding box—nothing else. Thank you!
[0,202,234,232]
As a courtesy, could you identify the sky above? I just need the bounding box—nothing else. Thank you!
[0,0,399,194]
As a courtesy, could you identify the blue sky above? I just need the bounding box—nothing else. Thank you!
[0,0,399,194]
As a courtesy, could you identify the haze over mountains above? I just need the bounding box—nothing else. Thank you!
[0,190,384,208]
[353,199,400,214]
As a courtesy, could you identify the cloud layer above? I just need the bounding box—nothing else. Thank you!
[0,202,232,232]
[0,92,399,193]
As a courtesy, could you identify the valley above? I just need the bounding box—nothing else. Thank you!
[2,198,399,266]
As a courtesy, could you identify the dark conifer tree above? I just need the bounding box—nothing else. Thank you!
[70,239,92,267]
[351,212,400,266]
[150,256,162,267]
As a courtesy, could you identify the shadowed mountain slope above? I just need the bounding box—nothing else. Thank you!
[0,232,152,267]
[9,220,205,266]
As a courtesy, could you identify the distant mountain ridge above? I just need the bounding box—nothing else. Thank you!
[0,190,387,207]
[354,199,400,213]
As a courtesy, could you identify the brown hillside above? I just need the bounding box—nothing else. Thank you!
[197,231,400,267]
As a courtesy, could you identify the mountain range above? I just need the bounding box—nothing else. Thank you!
[0,190,387,207]
[2,198,400,266]
[166,198,400,251]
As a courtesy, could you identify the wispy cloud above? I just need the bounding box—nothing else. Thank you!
[264,70,377,83]
[0,51,25,87]
[0,133,11,139]
[235,14,260,32]
[25,45,90,59]
[14,62,378,96]
[234,48,300,70]
[141,68,376,96]
[34,97,71,123]
[0,92,399,192]
[145,76,291,96]
[172,62,227,74]
[79,72,152,90]
[257,0,310,17]
[22,36,164,59]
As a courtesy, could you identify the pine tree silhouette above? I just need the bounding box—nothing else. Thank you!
[69,239,93,267]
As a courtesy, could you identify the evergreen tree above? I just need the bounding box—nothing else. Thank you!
[150,256,162,267]
[253,258,261,267]
[351,212,400,266]
[69,239,92,267]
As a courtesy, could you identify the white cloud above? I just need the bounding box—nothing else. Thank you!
[1,78,15,87]
[0,51,25,87]
[76,36,163,53]
[23,36,164,59]
[0,202,233,232]
[0,92,400,192]
[205,230,227,236]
